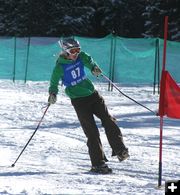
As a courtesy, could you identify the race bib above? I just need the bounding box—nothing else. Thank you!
[62,59,86,87]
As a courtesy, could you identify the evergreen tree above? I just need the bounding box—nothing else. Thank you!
[143,0,180,41]
[0,0,179,40]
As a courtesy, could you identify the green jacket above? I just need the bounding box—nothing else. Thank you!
[49,51,99,99]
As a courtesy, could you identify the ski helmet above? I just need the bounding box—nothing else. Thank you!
[59,37,80,55]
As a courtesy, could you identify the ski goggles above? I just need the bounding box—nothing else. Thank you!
[66,47,81,55]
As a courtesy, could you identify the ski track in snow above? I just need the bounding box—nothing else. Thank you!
[0,80,179,195]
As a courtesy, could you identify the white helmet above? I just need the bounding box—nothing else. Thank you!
[59,37,80,55]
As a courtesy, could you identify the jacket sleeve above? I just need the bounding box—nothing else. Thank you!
[48,61,63,95]
[80,51,100,71]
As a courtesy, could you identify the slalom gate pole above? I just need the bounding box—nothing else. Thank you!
[157,16,169,187]
[11,104,50,167]
[101,74,156,115]
[158,117,163,187]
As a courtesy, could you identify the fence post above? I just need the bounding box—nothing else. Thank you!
[111,34,117,91]
[108,34,113,91]
[157,39,160,94]
[13,36,17,82]
[108,32,116,91]
[24,37,31,83]
[153,38,160,94]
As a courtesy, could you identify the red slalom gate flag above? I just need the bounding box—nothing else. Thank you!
[159,70,180,119]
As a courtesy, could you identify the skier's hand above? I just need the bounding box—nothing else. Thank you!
[92,66,102,77]
[48,93,57,104]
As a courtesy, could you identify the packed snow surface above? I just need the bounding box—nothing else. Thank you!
[0,80,179,195]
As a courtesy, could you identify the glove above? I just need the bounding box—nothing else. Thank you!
[48,93,57,104]
[92,66,102,77]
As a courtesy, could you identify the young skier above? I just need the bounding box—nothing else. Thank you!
[48,37,129,173]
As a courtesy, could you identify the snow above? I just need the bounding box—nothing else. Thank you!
[0,80,179,195]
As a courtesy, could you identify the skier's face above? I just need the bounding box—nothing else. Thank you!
[68,53,78,60]
[67,48,80,60]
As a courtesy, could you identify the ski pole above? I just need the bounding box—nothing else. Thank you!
[101,74,156,115]
[11,104,50,167]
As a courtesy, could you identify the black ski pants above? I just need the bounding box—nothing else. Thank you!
[71,90,126,166]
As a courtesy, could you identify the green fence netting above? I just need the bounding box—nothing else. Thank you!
[0,35,179,84]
